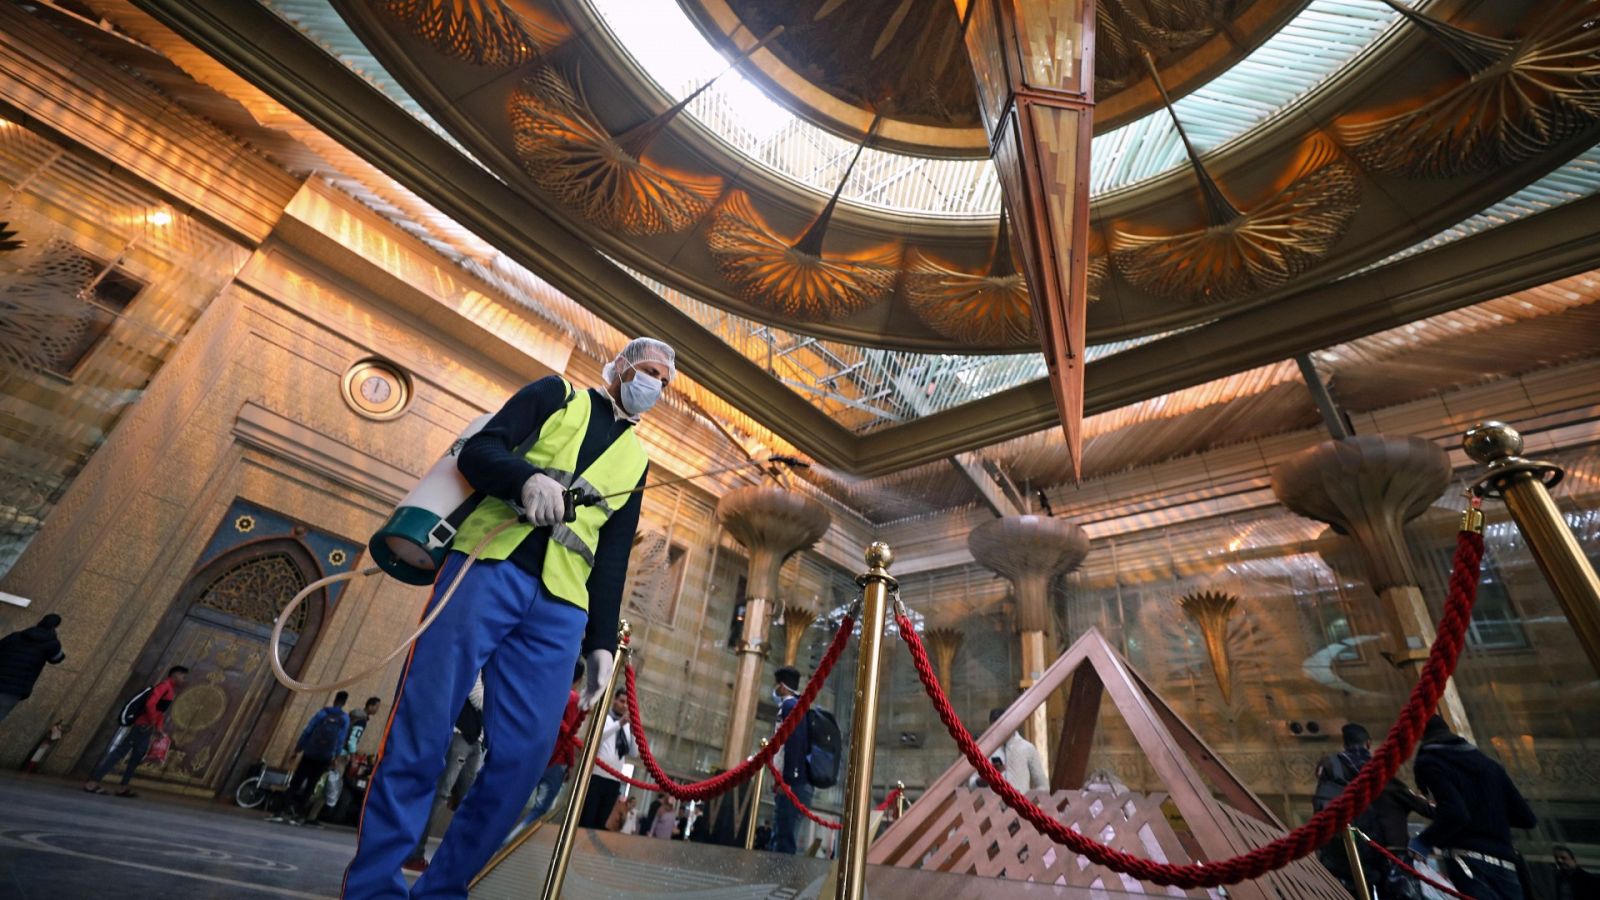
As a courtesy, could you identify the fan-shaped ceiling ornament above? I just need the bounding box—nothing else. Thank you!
[379,0,565,67]
[0,219,21,253]
[1112,57,1361,305]
[508,65,723,236]
[1095,0,1230,95]
[904,215,1034,345]
[1338,1,1600,179]
[707,119,898,322]
[0,236,98,374]
[905,216,1108,347]
[1176,589,1240,704]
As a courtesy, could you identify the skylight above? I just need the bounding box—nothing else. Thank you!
[585,0,1405,217]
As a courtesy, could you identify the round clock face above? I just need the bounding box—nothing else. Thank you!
[342,359,409,420]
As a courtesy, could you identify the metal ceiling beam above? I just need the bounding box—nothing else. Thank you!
[130,0,1600,479]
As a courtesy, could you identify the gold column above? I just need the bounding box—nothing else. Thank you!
[834,542,897,900]
[1340,826,1371,900]
[542,621,629,899]
[1465,421,1600,676]
[744,738,769,851]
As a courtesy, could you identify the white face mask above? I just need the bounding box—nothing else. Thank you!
[771,686,786,703]
[617,359,664,416]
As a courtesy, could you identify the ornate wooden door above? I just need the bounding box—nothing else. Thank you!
[134,544,324,791]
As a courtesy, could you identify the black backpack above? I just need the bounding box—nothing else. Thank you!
[118,686,154,726]
[804,708,842,788]
[304,709,347,759]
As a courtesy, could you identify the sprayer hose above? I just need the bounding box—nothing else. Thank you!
[268,519,517,693]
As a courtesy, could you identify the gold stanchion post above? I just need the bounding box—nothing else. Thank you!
[542,620,630,899]
[833,542,896,900]
[1340,826,1371,900]
[893,780,907,820]
[1464,422,1600,676]
[744,738,769,851]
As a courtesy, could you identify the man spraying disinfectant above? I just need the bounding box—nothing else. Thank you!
[341,338,672,900]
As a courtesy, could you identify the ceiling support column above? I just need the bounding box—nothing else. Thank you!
[714,486,831,772]
[968,515,1090,773]
[1271,435,1475,741]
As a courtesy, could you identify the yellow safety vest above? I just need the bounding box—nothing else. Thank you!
[451,380,649,611]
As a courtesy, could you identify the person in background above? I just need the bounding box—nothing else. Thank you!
[608,793,638,833]
[403,678,487,873]
[0,613,66,724]
[648,796,678,839]
[297,755,349,828]
[83,665,187,797]
[281,691,351,821]
[522,662,585,826]
[767,666,810,854]
[753,820,772,852]
[346,697,381,755]
[985,707,1047,793]
[1315,723,1433,898]
[1410,715,1537,900]
[1554,845,1600,900]
[580,692,637,829]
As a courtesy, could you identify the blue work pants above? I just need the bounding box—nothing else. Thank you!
[341,553,585,900]
[769,778,813,854]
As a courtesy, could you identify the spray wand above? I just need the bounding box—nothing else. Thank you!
[557,454,809,520]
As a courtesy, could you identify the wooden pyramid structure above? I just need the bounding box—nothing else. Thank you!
[869,628,1347,899]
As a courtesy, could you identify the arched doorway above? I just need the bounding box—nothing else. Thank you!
[87,538,327,795]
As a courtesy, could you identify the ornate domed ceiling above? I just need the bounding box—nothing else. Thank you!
[129,0,1600,476]
[323,0,1600,354]
[673,0,1306,157]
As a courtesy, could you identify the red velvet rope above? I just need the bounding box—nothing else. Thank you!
[622,614,855,801]
[896,527,1484,888]
[1363,838,1477,900]
[875,787,903,813]
[766,760,841,830]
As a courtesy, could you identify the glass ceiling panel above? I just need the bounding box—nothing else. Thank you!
[587,0,1405,215]
[1352,144,1600,273]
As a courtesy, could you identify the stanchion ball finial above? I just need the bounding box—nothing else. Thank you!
[866,541,894,571]
[1463,421,1523,464]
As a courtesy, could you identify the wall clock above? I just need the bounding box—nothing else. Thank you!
[341,358,411,420]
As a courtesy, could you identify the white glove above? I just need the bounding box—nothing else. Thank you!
[519,473,566,527]
[580,648,614,711]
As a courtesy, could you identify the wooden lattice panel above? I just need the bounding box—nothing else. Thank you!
[1213,803,1350,900]
[902,786,1204,896]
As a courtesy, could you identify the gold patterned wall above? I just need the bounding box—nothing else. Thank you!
[0,118,248,575]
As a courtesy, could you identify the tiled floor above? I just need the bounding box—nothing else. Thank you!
[0,775,355,899]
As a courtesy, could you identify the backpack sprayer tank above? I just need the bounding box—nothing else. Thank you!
[368,413,493,585]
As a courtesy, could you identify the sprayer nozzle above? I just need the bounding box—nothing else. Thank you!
[767,454,810,469]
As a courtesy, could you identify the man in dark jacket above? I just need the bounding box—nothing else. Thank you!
[1313,723,1434,898]
[1411,715,1537,900]
[0,613,65,723]
[278,691,350,822]
[768,665,810,854]
[1554,845,1600,900]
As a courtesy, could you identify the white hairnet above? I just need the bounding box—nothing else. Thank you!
[602,337,676,383]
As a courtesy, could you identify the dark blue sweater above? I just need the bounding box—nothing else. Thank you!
[777,695,810,784]
[457,376,646,656]
[1414,735,1536,860]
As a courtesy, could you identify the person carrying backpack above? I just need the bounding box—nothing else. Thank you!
[768,666,811,854]
[286,691,350,818]
[1313,722,1432,898]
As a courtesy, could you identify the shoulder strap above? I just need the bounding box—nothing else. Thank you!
[513,378,577,460]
